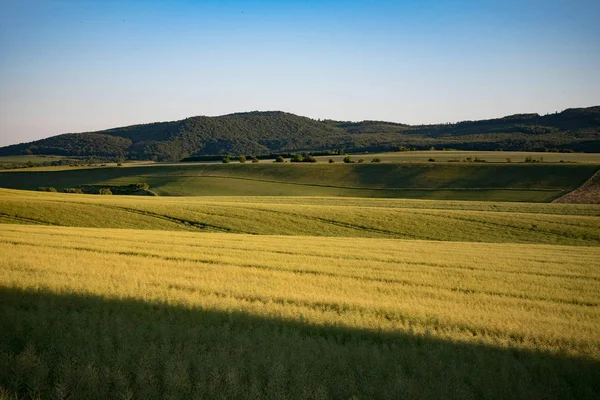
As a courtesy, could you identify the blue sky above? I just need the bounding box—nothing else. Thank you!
[0,0,599,146]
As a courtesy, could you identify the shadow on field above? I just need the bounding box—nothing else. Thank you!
[0,286,598,400]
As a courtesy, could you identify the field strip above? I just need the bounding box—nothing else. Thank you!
[2,223,597,264]
[95,203,239,233]
[11,241,600,307]
[211,203,424,239]
[2,238,599,307]
[0,211,58,226]
[16,198,237,233]
[408,209,598,241]
[402,206,600,229]
[1,224,598,275]
[150,173,566,191]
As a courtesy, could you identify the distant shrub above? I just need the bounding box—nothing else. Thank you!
[290,154,304,163]
[252,157,259,163]
[37,187,57,192]
[343,156,353,163]
[525,156,543,163]
[304,155,317,163]
[428,158,435,162]
[239,155,246,163]
[429,146,435,151]
[222,156,230,164]
[371,158,381,163]
[63,188,83,194]
[506,158,512,163]
[99,188,112,195]
[358,158,365,163]
[117,162,123,166]
[328,159,335,163]
[275,156,285,163]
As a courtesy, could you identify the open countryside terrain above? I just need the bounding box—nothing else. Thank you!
[1,160,599,202]
[1,223,599,399]
[312,150,600,164]
[1,0,599,397]
[1,153,600,398]
[0,188,599,245]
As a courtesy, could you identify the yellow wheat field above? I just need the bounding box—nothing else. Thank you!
[2,224,599,357]
[1,223,599,399]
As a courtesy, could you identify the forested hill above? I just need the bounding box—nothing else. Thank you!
[1,107,599,161]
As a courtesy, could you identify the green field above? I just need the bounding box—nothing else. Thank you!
[1,189,599,245]
[314,150,600,164]
[1,162,598,202]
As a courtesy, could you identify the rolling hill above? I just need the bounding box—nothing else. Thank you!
[1,107,599,161]
[1,188,599,245]
[1,163,598,202]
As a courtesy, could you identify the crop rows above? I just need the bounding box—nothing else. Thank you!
[1,189,599,245]
[1,224,599,399]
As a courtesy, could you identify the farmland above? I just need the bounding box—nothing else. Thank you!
[312,150,600,164]
[1,158,599,398]
[1,189,599,245]
[1,224,599,399]
[1,160,598,201]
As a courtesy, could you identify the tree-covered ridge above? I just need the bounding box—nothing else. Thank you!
[0,133,131,158]
[1,107,599,161]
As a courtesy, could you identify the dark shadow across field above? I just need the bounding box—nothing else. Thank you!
[0,287,598,399]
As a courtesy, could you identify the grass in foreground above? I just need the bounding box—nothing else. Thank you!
[1,189,599,246]
[0,224,599,399]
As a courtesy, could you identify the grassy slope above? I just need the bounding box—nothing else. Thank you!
[1,224,599,399]
[1,189,599,245]
[1,162,598,201]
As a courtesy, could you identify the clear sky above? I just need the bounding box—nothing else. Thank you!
[0,0,599,146]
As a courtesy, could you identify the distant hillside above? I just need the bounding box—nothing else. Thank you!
[1,107,599,161]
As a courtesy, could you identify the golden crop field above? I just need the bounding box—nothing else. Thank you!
[1,222,599,399]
